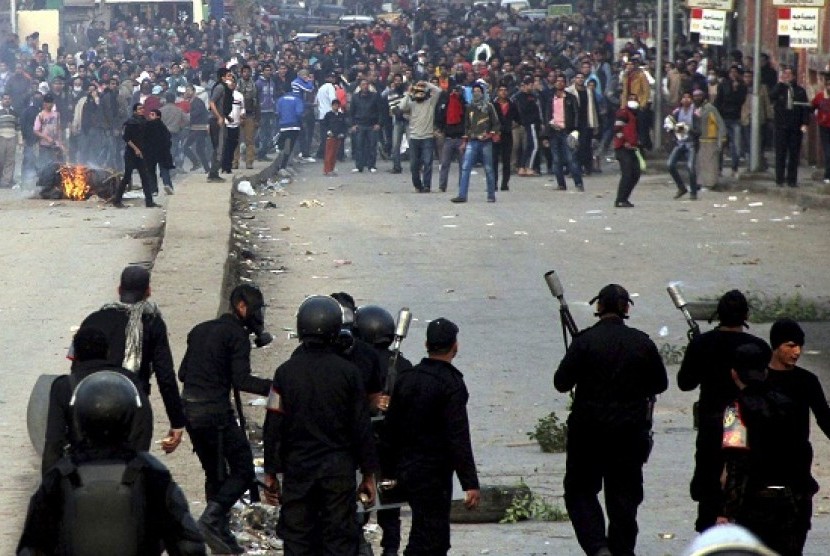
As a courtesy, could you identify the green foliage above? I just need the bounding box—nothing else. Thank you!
[658,342,687,366]
[527,412,567,453]
[745,291,830,323]
[501,481,569,524]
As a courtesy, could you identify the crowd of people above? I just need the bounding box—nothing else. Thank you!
[1,2,828,208]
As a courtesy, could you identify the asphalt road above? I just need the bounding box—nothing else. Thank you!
[3,155,830,556]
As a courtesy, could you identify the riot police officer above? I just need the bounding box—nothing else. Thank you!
[355,304,414,556]
[42,326,153,473]
[18,372,206,556]
[262,295,378,555]
[554,284,668,556]
[677,289,771,532]
[384,317,481,555]
[331,292,384,409]
[178,284,273,554]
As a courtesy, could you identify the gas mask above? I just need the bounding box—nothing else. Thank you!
[244,304,273,347]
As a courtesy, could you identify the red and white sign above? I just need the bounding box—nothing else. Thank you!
[690,8,727,45]
[778,8,819,48]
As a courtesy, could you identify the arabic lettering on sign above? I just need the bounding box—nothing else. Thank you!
[772,0,825,7]
[686,0,734,9]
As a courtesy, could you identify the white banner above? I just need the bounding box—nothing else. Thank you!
[778,8,820,48]
[690,9,727,45]
[686,0,734,9]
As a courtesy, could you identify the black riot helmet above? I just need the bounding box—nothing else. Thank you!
[70,371,142,447]
[355,305,395,347]
[230,283,273,347]
[297,295,343,343]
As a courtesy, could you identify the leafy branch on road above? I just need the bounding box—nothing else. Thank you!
[501,480,569,524]
[527,412,567,453]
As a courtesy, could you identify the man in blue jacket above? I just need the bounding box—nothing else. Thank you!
[275,85,305,174]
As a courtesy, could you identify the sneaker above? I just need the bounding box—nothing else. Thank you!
[673,188,688,199]
[690,192,699,200]
[207,175,226,183]
[112,201,126,208]
[500,185,509,191]
[487,197,496,203]
[146,202,163,208]
[615,200,634,208]
[557,185,567,191]
[369,167,377,173]
[163,185,174,195]
[352,168,362,173]
[575,184,585,192]
[450,197,467,203]
[303,156,316,163]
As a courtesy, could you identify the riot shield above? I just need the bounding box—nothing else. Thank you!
[26,374,60,455]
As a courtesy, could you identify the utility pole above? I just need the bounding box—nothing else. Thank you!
[667,0,674,64]
[749,0,762,172]
[653,0,664,150]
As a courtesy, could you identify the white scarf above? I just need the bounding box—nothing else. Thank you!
[99,300,160,372]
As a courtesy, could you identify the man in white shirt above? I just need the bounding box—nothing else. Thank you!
[221,75,245,173]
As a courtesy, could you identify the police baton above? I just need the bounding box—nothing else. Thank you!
[233,386,261,503]
[384,307,412,396]
[544,270,580,349]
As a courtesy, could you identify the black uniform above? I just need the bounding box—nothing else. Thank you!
[554,316,668,556]
[677,330,771,532]
[384,357,479,556]
[42,359,154,474]
[79,305,186,432]
[722,380,815,555]
[372,345,413,555]
[178,313,271,511]
[263,343,379,554]
[18,448,206,556]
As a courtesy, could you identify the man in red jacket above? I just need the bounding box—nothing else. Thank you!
[613,93,641,208]
[811,74,830,184]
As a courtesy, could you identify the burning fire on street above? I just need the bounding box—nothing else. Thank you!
[59,165,92,201]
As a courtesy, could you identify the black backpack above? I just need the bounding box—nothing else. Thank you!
[58,457,147,555]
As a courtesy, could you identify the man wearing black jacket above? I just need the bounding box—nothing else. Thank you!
[78,265,185,452]
[384,317,480,555]
[768,66,810,187]
[113,103,156,208]
[350,79,384,173]
[492,84,519,191]
[555,285,667,556]
[715,65,747,178]
[262,295,378,555]
[179,284,273,554]
[514,77,542,176]
[677,289,772,533]
[545,73,584,191]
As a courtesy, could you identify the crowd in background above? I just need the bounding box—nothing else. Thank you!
[0,0,827,195]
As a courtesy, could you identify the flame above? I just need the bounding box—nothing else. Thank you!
[59,165,91,201]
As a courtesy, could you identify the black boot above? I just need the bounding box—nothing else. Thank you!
[198,502,244,554]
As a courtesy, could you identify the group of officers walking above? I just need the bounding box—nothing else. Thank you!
[18,266,479,556]
[557,285,830,556]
